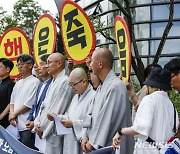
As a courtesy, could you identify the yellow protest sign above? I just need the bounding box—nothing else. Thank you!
[114,16,131,82]
[33,14,57,66]
[61,0,96,64]
[0,27,31,79]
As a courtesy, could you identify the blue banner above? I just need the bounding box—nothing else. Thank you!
[89,146,115,154]
[0,126,42,154]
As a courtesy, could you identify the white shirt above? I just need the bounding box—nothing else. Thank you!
[131,91,179,154]
[37,79,51,102]
[10,75,40,131]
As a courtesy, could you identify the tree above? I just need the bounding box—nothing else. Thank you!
[0,0,50,48]
[0,7,16,36]
[12,0,49,40]
[0,7,6,35]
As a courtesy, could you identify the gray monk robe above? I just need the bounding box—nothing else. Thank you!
[34,69,73,154]
[61,84,95,154]
[82,70,134,154]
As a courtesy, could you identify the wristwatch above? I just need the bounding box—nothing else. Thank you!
[118,128,123,136]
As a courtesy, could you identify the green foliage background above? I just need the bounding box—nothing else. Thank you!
[169,90,180,116]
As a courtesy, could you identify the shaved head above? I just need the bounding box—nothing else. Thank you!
[47,53,66,78]
[48,53,65,67]
[69,67,89,94]
[69,67,88,81]
[90,48,114,82]
[93,48,113,69]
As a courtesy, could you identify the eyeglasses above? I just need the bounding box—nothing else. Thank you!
[39,62,47,66]
[47,60,59,65]
[69,79,83,87]
[89,69,93,73]
[16,62,31,68]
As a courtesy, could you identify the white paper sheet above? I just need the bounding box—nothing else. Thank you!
[35,134,46,153]
[6,124,20,139]
[48,113,72,135]
[116,147,120,154]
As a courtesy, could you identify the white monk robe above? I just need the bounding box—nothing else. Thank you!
[82,70,134,154]
[34,69,73,154]
[131,91,179,154]
[61,84,95,154]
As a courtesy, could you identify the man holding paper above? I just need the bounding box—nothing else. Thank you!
[48,67,95,154]
[34,53,73,154]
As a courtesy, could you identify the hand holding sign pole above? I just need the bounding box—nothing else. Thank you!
[114,16,132,82]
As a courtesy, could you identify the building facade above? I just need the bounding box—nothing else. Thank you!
[75,0,180,74]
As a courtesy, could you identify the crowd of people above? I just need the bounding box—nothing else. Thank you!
[0,47,179,154]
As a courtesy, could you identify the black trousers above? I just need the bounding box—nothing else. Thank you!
[19,130,38,150]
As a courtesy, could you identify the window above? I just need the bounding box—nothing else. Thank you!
[134,24,150,39]
[151,22,180,37]
[130,0,151,5]
[150,39,180,55]
[132,6,150,22]
[137,41,149,55]
[152,4,180,20]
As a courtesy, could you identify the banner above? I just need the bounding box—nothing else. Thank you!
[0,126,42,154]
[60,0,96,64]
[114,16,131,82]
[33,14,57,66]
[89,146,115,154]
[0,28,31,79]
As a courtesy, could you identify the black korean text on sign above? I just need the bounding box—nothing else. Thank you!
[64,8,87,49]
[117,28,127,78]
[38,27,49,56]
[33,14,57,66]
[61,0,96,64]
[114,16,131,82]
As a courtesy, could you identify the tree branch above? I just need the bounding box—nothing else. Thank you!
[99,31,116,43]
[109,0,145,85]
[124,0,145,86]
[153,0,174,64]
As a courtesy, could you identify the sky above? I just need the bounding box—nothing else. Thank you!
[0,0,58,17]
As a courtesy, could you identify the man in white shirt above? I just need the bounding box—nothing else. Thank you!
[9,54,40,149]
